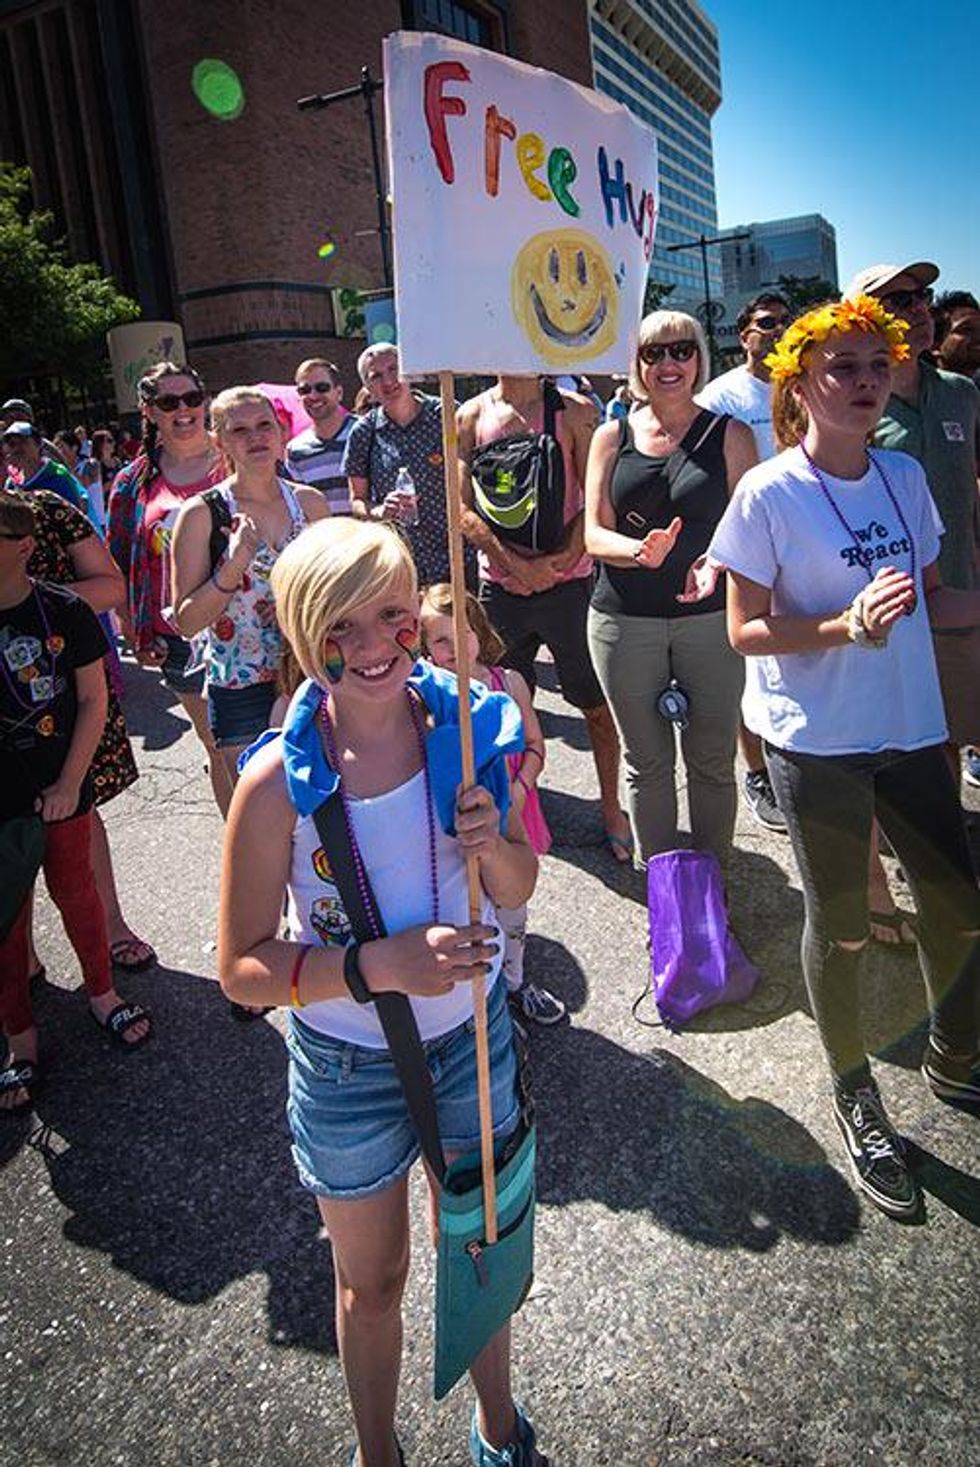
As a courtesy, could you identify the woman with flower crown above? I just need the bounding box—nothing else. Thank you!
[708,295,980,1221]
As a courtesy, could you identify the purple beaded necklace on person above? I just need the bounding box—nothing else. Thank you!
[318,686,439,937]
[801,445,918,614]
[0,583,60,715]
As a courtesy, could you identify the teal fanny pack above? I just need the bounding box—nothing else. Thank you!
[435,1115,536,1399]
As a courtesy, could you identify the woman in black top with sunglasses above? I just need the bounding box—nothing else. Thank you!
[108,361,227,811]
[585,310,757,866]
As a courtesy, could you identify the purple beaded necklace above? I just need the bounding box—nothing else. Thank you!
[801,445,918,611]
[0,583,60,714]
[318,686,439,937]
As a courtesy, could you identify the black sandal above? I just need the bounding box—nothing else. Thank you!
[229,1001,273,1022]
[90,1001,153,1050]
[0,1058,40,1115]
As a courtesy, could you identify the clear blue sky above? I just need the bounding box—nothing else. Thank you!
[705,0,979,294]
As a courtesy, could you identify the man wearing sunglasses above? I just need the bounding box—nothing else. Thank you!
[696,291,793,832]
[285,359,352,515]
[697,292,792,461]
[846,261,980,793]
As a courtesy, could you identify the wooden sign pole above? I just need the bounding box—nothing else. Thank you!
[439,369,498,1244]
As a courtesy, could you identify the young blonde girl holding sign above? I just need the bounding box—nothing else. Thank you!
[218,519,547,1467]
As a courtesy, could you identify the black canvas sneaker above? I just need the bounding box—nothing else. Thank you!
[833,1083,918,1218]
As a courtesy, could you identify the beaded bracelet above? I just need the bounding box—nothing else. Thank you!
[845,589,888,650]
[289,944,312,1008]
[210,569,241,595]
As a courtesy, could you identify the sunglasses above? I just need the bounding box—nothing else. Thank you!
[296,380,337,397]
[881,286,933,312]
[151,390,206,412]
[750,314,790,332]
[0,532,29,541]
[639,339,698,365]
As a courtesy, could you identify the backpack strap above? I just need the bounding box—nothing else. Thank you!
[542,379,566,438]
[311,793,447,1182]
[201,487,233,574]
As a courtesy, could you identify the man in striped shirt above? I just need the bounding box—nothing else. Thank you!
[285,358,353,513]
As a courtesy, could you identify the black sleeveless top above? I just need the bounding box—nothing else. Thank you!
[591,409,731,619]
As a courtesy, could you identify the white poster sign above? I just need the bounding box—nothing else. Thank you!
[384,32,658,376]
[107,321,186,412]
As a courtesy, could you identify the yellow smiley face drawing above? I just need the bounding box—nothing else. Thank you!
[511,229,619,366]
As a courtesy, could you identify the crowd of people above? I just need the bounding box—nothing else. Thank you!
[3,260,980,1466]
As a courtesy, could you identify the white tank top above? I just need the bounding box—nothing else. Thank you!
[287,768,502,1047]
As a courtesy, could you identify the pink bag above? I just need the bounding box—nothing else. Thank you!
[647,849,759,1028]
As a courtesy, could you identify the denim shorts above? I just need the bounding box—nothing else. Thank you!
[285,976,520,1200]
[206,680,277,748]
[159,634,205,696]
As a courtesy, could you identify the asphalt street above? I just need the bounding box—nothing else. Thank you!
[3,652,979,1466]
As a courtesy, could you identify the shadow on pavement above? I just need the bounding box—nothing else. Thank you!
[116,656,195,752]
[538,705,592,754]
[2,966,335,1354]
[907,1140,980,1226]
[532,1030,861,1250]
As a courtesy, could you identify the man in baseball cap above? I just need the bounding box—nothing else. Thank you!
[2,420,94,522]
[0,397,33,425]
[848,260,980,795]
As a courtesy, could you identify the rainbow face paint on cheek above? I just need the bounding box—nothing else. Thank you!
[396,623,421,663]
[322,639,345,685]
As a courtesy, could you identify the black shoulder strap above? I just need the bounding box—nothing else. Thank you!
[201,487,233,574]
[542,379,565,437]
[311,793,447,1181]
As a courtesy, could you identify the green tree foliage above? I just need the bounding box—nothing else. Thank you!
[777,274,838,314]
[643,278,675,315]
[0,163,140,385]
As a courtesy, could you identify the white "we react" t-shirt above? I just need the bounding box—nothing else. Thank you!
[708,446,947,755]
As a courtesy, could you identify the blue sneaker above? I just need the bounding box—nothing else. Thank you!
[469,1406,549,1466]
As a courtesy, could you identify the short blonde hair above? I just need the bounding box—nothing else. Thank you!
[629,309,710,401]
[270,519,417,685]
[209,386,278,435]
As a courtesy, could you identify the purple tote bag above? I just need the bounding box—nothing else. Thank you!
[647,849,760,1028]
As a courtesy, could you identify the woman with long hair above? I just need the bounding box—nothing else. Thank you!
[170,387,329,810]
[709,296,980,1219]
[108,362,226,807]
[584,309,757,866]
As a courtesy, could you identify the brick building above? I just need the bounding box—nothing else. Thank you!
[1,0,594,394]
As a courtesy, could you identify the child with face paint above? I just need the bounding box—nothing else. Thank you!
[218,518,546,1467]
[420,583,566,1029]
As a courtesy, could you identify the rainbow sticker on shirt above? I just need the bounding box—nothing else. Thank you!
[311,847,334,883]
[310,894,351,946]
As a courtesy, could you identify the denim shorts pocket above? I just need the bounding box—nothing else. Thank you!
[285,1020,348,1083]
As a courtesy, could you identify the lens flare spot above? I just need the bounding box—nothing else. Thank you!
[192,59,245,121]
[317,240,337,260]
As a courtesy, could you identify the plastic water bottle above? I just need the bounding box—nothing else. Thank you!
[395,465,419,526]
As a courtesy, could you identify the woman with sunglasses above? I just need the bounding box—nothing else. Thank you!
[108,362,227,809]
[585,310,757,866]
[708,296,980,1219]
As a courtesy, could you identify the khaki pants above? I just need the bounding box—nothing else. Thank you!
[587,607,743,864]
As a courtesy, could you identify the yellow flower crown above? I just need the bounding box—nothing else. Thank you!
[764,294,910,382]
